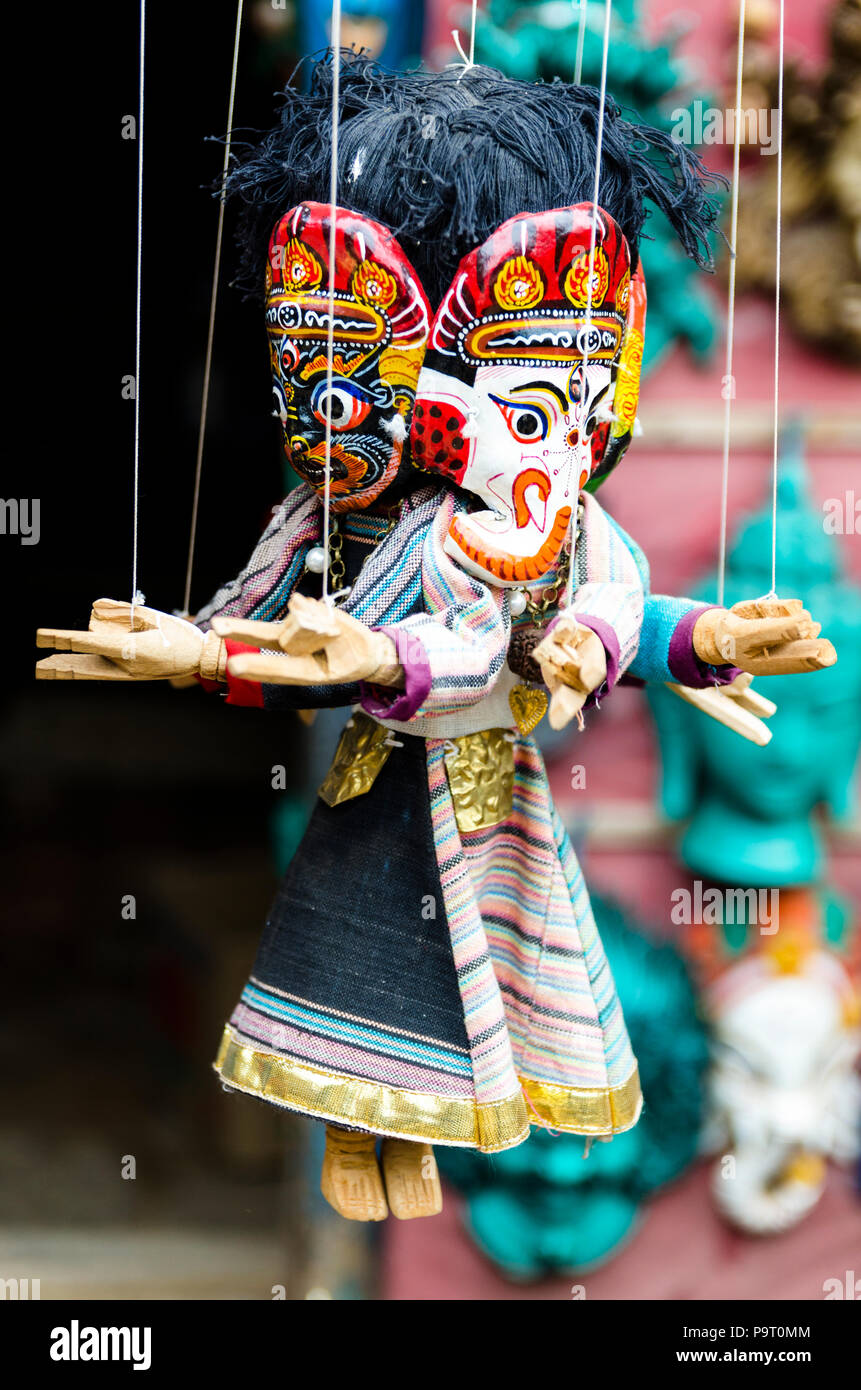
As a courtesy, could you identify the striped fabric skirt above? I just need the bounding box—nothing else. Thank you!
[214,726,641,1152]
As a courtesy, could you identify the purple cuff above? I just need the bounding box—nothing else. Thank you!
[669,604,742,689]
[546,612,620,707]
[359,625,432,723]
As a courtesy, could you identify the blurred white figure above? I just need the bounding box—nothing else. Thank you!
[705,942,861,1234]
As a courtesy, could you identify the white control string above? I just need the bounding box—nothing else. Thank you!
[182,0,245,617]
[321,2,343,602]
[717,0,746,609]
[131,0,145,625]
[769,0,785,599]
[574,0,587,84]
[712,0,745,608]
[452,0,479,70]
[567,0,612,606]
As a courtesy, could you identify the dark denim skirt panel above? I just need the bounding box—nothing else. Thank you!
[221,730,477,1120]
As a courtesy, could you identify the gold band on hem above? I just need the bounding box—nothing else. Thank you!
[214,1027,641,1150]
[520,1066,642,1135]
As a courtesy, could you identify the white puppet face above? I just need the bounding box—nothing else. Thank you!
[412,359,615,585]
[465,360,614,577]
[410,204,639,586]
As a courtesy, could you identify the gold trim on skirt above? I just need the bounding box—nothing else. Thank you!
[214,1027,641,1151]
[520,1068,642,1136]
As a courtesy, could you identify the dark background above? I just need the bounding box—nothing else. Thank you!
[12,1,289,652]
[1,2,359,1297]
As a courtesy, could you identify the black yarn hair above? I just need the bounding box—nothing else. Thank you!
[225,52,726,307]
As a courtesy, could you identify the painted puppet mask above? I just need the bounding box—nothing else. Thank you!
[411,204,646,585]
[267,202,431,512]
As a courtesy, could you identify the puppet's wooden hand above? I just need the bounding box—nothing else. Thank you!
[693,598,837,676]
[36,598,226,681]
[533,616,607,730]
[212,594,403,687]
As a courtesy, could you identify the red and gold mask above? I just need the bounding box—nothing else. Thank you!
[267,203,431,511]
[410,203,647,584]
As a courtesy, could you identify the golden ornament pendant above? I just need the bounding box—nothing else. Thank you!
[508,684,548,736]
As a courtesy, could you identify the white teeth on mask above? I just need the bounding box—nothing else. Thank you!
[383,413,407,442]
[462,407,480,439]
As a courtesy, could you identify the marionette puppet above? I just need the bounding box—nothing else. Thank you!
[36,57,837,1223]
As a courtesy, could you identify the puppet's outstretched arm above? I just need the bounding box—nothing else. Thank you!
[603,513,837,742]
[211,593,402,688]
[670,600,836,745]
[692,599,836,675]
[216,491,515,722]
[36,599,226,683]
[608,513,836,683]
[216,595,616,734]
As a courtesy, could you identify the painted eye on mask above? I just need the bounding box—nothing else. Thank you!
[280,341,300,374]
[271,383,288,425]
[272,375,298,427]
[311,380,373,432]
[489,394,550,444]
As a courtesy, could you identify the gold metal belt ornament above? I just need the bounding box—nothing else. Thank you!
[318,713,516,831]
[318,711,395,806]
[444,728,515,833]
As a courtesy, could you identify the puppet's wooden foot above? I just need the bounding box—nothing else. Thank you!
[381,1138,443,1220]
[320,1125,388,1222]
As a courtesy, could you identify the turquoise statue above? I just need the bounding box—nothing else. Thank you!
[649,438,861,887]
[648,432,861,1234]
